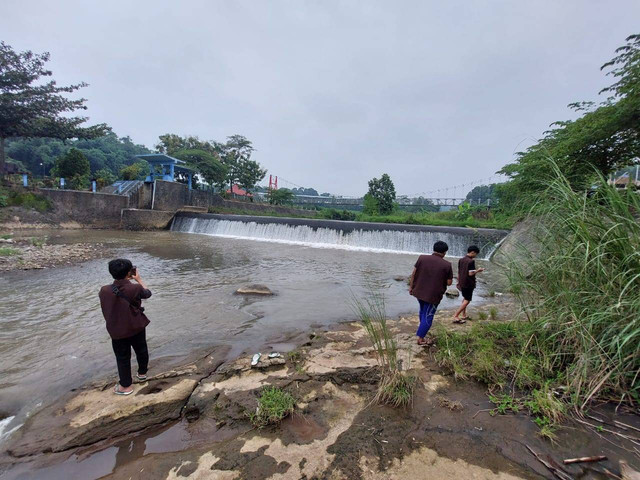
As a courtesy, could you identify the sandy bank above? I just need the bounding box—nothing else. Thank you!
[2,303,638,479]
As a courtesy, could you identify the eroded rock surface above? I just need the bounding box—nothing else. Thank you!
[234,284,274,295]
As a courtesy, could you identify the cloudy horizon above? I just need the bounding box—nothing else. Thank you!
[2,1,639,196]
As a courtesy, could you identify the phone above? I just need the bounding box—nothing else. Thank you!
[130,266,137,276]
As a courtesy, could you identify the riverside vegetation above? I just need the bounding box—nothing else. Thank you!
[434,164,640,438]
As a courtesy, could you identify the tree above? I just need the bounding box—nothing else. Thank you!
[54,148,90,178]
[465,184,499,205]
[499,34,640,205]
[0,42,108,172]
[95,168,116,188]
[268,188,294,205]
[120,161,149,180]
[174,149,228,188]
[362,193,379,215]
[6,132,151,177]
[367,173,396,215]
[237,158,266,195]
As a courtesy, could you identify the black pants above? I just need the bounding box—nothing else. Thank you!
[111,329,149,388]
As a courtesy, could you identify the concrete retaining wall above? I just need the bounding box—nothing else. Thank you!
[38,188,129,228]
[121,209,175,230]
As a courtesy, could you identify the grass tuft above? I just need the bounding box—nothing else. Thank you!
[352,290,417,407]
[249,386,295,428]
[0,247,20,256]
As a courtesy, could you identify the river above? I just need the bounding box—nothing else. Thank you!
[0,227,495,445]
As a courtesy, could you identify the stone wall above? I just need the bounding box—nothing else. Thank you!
[38,188,129,228]
[120,209,175,230]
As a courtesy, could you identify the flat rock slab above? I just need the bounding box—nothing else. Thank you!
[235,284,274,295]
[6,377,198,457]
[6,346,230,458]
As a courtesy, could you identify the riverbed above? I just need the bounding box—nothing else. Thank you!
[0,229,496,442]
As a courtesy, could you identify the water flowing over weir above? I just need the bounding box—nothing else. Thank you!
[171,213,509,258]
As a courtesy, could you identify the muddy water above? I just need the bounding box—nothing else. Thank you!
[0,229,494,441]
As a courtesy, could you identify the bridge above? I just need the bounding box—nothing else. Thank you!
[287,195,476,210]
[268,173,507,211]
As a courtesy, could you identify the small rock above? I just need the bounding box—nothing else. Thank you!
[393,275,408,282]
[235,284,273,295]
[445,288,460,298]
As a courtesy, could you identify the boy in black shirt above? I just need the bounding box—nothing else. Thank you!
[453,245,484,324]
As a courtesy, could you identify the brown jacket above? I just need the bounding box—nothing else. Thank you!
[99,279,151,339]
[411,254,453,306]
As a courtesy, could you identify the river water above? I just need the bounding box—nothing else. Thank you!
[0,228,492,445]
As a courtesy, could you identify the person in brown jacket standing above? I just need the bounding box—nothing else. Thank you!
[99,258,152,395]
[409,241,453,345]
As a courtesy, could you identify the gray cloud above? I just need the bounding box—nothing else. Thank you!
[2,0,639,196]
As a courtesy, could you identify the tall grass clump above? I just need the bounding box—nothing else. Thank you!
[509,163,640,408]
[352,291,417,407]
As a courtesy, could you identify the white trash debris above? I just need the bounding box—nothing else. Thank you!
[251,353,261,366]
[268,352,282,359]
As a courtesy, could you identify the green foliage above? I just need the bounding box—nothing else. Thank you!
[54,148,90,179]
[352,291,417,407]
[157,134,266,193]
[465,184,499,205]
[0,187,52,212]
[318,208,357,221]
[119,161,149,180]
[489,307,498,320]
[367,174,396,215]
[362,193,379,215]
[0,247,20,256]
[94,168,116,188]
[267,188,294,205]
[30,236,46,248]
[249,386,295,427]
[67,174,89,190]
[0,41,108,170]
[6,133,151,178]
[174,149,227,187]
[498,34,640,209]
[508,162,640,408]
[355,209,513,229]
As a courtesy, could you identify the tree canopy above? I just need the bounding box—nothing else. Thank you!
[498,34,640,208]
[367,173,396,215]
[156,133,266,193]
[0,41,108,171]
[173,149,227,188]
[5,133,151,178]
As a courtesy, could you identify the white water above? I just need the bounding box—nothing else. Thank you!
[171,216,500,258]
[0,416,20,444]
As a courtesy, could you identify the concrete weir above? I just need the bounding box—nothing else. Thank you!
[170,212,509,258]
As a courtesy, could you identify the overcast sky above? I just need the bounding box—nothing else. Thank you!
[2,1,639,196]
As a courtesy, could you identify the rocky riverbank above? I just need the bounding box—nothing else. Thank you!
[2,304,638,480]
[0,233,106,272]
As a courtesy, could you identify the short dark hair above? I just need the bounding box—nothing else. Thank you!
[108,258,133,280]
[433,241,449,254]
[468,245,480,254]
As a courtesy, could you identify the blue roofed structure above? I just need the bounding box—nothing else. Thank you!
[136,154,195,189]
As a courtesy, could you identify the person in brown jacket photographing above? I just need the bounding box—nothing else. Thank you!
[99,258,152,395]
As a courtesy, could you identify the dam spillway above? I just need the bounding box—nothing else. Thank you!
[170,213,509,259]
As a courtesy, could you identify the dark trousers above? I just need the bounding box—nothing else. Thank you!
[111,329,149,388]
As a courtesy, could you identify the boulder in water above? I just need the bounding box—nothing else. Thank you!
[393,275,408,282]
[235,284,274,296]
[445,288,460,298]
